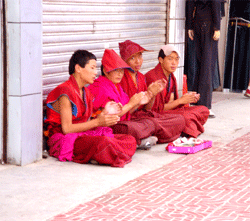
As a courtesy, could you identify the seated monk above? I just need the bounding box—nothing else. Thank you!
[45,50,137,167]
[88,49,168,150]
[145,44,209,138]
[118,40,186,143]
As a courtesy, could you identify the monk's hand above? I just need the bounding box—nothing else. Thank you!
[139,91,152,105]
[97,111,120,127]
[180,92,198,104]
[129,92,145,106]
[147,79,166,96]
[193,92,200,102]
[147,82,159,96]
[104,101,123,115]
[213,30,220,41]
[188,30,194,41]
[186,91,200,103]
[157,79,167,92]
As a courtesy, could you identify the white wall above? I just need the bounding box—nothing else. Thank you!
[6,0,43,165]
[169,0,186,94]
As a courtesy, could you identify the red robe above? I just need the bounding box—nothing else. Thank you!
[145,63,209,138]
[119,69,185,143]
[45,75,137,167]
[120,70,147,111]
[120,70,148,97]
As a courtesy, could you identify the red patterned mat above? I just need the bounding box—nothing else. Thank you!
[51,133,250,221]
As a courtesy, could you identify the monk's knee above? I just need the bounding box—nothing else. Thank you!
[111,124,128,135]
[170,114,185,130]
[177,115,186,131]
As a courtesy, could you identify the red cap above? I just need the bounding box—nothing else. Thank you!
[102,49,134,73]
[119,40,148,61]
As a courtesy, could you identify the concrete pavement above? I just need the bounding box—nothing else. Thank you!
[0,91,250,221]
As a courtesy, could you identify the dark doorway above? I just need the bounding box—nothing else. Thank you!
[223,0,250,91]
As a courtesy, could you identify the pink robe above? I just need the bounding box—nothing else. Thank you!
[88,75,184,144]
[45,75,137,167]
[88,76,131,121]
[145,63,209,138]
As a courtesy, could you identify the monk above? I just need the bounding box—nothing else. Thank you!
[118,40,186,142]
[89,49,176,150]
[145,44,209,138]
[45,50,137,167]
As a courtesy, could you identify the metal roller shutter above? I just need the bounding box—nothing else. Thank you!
[42,0,168,99]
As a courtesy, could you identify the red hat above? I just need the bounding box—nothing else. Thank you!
[102,49,134,73]
[119,40,148,61]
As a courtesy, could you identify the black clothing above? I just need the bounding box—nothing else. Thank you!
[185,37,220,92]
[186,0,222,109]
[186,0,222,30]
[230,0,250,21]
[223,0,250,91]
[224,25,250,91]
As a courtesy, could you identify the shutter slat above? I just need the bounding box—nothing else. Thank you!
[42,0,167,97]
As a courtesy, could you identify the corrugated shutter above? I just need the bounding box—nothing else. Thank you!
[42,0,168,99]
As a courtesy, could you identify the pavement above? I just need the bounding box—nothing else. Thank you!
[1,91,250,221]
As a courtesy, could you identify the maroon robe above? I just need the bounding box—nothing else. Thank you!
[45,75,137,167]
[145,63,209,138]
[120,69,147,111]
[119,69,185,143]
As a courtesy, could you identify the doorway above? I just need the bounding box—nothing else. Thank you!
[223,0,250,92]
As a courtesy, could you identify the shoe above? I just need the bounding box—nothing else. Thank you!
[209,110,216,118]
[137,141,151,150]
[137,136,158,150]
[89,159,99,165]
[244,89,250,98]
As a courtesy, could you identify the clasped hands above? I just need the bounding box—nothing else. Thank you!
[180,91,200,105]
[131,78,167,105]
[96,101,122,127]
[97,79,167,126]
[147,79,167,97]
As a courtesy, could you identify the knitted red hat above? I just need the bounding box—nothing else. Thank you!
[119,40,148,61]
[102,49,134,73]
